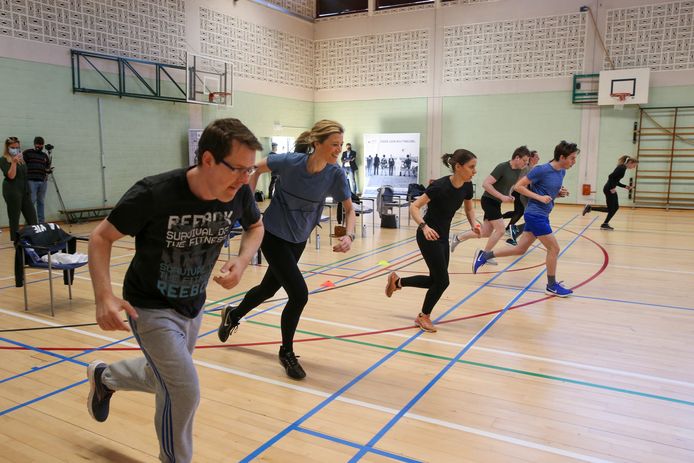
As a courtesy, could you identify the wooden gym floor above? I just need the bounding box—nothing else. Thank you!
[0,204,693,462]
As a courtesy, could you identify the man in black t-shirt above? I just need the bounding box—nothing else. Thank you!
[86,118,264,463]
[23,136,51,223]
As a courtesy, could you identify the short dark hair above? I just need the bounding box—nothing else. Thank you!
[512,145,530,159]
[34,136,44,145]
[197,118,262,165]
[553,140,579,161]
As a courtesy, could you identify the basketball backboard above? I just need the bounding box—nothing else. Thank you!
[186,53,233,107]
[597,68,650,106]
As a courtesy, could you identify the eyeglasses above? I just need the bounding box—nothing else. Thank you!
[5,137,18,143]
[219,158,257,176]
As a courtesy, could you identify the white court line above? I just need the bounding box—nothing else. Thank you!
[240,308,694,389]
[26,271,694,389]
[0,307,615,463]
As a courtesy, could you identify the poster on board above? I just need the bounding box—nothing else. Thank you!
[362,133,420,195]
[188,129,203,166]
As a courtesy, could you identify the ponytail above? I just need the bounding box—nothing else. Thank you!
[442,149,476,171]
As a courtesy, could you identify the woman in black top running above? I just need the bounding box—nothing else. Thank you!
[385,149,478,333]
[583,155,638,230]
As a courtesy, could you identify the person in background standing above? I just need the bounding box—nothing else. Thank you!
[23,136,52,223]
[1,137,37,240]
[341,143,358,192]
[267,142,279,199]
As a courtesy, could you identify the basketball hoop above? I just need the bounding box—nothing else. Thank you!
[610,92,631,111]
[208,91,232,106]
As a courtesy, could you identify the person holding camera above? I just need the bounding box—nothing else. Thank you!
[1,137,38,240]
[23,136,52,223]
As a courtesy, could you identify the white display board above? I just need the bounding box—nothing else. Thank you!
[188,129,203,166]
[362,133,420,195]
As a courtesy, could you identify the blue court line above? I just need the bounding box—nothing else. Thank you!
[348,219,593,462]
[485,283,694,312]
[295,427,423,463]
[0,337,88,368]
[0,337,92,417]
[0,233,424,412]
[238,216,582,462]
[0,378,88,417]
[0,335,134,384]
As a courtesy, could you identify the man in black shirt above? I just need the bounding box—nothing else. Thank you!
[341,143,358,192]
[22,136,51,223]
[86,118,264,463]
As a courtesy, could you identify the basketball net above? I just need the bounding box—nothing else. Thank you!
[611,93,630,111]
[208,92,231,110]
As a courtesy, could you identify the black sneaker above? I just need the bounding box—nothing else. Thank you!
[279,346,306,380]
[506,238,517,246]
[600,223,614,231]
[582,204,592,216]
[218,305,242,342]
[87,360,114,422]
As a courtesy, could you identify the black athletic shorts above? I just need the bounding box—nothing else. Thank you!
[481,196,503,221]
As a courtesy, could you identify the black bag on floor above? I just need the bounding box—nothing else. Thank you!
[381,214,398,228]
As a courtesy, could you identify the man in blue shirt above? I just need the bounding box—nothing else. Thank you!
[472,140,579,297]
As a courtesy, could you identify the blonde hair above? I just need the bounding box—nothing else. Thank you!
[294,131,311,153]
[308,120,344,149]
[3,136,19,163]
[618,155,638,165]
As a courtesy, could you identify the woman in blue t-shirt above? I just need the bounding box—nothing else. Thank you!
[384,149,478,333]
[217,120,357,380]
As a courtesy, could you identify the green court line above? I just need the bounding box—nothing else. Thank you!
[200,223,694,407]
[234,319,694,408]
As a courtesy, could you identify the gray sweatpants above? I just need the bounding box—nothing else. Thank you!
[102,307,203,463]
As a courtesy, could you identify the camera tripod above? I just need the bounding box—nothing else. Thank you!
[47,159,71,230]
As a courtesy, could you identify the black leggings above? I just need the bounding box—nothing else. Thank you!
[235,231,307,352]
[591,185,619,224]
[502,191,524,227]
[399,229,450,315]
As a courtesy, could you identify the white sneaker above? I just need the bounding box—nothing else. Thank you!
[450,234,464,253]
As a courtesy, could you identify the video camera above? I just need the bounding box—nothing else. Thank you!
[45,143,54,153]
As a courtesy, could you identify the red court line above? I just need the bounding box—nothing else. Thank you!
[0,230,608,352]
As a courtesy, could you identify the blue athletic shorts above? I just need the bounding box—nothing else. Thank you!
[523,213,552,237]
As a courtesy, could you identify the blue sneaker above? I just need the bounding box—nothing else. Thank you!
[472,249,487,274]
[545,282,573,297]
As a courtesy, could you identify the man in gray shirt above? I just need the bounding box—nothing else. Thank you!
[451,146,529,254]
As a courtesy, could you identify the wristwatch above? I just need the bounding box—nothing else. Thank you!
[347,233,356,241]
[418,222,427,230]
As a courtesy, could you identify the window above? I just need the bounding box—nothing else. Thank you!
[316,0,368,17]
[376,0,433,10]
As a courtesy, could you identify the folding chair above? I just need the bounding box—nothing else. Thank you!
[376,185,408,228]
[14,223,88,316]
